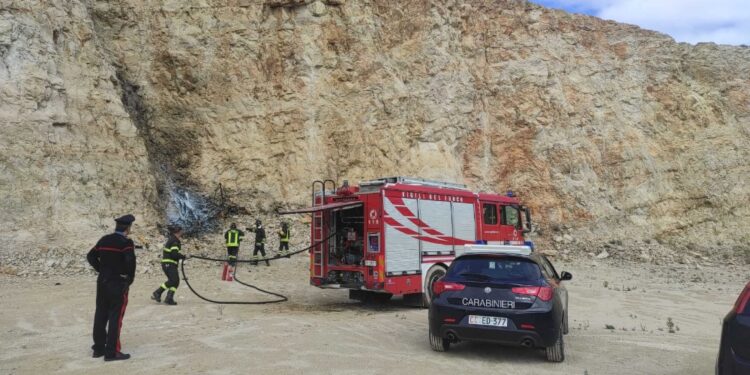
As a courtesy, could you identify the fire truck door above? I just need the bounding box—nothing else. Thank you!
[500,205,522,241]
[480,201,501,242]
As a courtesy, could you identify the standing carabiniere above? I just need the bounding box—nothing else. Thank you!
[86,214,137,361]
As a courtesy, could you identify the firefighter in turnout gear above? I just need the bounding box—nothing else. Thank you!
[248,219,269,266]
[151,225,187,305]
[278,221,291,258]
[224,223,244,266]
[86,214,137,361]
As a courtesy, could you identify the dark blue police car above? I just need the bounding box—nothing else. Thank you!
[428,246,572,362]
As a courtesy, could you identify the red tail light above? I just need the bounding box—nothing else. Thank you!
[735,283,750,314]
[512,286,554,302]
[433,280,465,296]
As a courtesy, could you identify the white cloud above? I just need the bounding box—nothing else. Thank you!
[533,0,750,45]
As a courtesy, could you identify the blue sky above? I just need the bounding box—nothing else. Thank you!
[530,0,750,45]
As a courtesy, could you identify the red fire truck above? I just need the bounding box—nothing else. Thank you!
[280,177,533,306]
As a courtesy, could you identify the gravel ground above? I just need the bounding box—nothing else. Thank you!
[0,255,745,375]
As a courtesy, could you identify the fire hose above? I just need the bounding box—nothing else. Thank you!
[180,231,339,305]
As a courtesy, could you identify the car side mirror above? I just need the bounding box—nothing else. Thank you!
[560,271,572,281]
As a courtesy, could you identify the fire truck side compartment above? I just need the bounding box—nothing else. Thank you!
[383,197,421,274]
[381,186,478,295]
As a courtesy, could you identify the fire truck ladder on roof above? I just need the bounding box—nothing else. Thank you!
[359,176,468,190]
[311,180,336,278]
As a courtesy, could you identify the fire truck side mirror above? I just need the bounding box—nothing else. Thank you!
[522,206,533,234]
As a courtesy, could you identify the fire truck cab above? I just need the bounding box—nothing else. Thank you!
[280,177,532,306]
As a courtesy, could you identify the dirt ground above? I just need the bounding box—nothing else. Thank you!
[0,255,744,375]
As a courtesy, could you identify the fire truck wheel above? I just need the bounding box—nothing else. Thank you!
[429,330,450,352]
[423,265,447,307]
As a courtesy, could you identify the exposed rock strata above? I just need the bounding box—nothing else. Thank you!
[1,0,748,269]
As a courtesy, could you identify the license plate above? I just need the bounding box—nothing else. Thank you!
[468,315,508,327]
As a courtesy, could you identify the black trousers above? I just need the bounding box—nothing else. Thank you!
[93,279,129,356]
[161,263,180,290]
[253,243,269,265]
[227,246,239,265]
[279,242,289,251]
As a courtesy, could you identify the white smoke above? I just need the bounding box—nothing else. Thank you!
[166,183,221,234]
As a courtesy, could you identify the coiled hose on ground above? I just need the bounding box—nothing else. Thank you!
[180,231,338,305]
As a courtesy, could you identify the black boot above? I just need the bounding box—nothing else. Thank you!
[164,290,177,306]
[92,345,104,358]
[151,287,164,303]
[104,352,131,361]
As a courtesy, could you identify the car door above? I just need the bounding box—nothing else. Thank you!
[540,256,567,312]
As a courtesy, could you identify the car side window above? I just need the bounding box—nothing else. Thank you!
[541,256,560,280]
[537,261,551,279]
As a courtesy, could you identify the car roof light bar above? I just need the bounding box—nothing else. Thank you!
[456,244,533,257]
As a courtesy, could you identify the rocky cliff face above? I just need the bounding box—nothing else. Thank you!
[0,0,159,269]
[1,0,749,269]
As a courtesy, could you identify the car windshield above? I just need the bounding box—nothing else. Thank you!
[446,257,541,282]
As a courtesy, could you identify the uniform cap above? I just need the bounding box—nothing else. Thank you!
[114,214,136,225]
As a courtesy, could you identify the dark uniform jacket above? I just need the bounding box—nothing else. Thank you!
[162,235,186,264]
[87,233,136,284]
[278,227,290,242]
[254,226,266,244]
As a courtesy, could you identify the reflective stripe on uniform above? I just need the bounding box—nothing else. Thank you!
[163,246,179,252]
[226,230,240,246]
[162,259,178,264]
[168,287,177,292]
